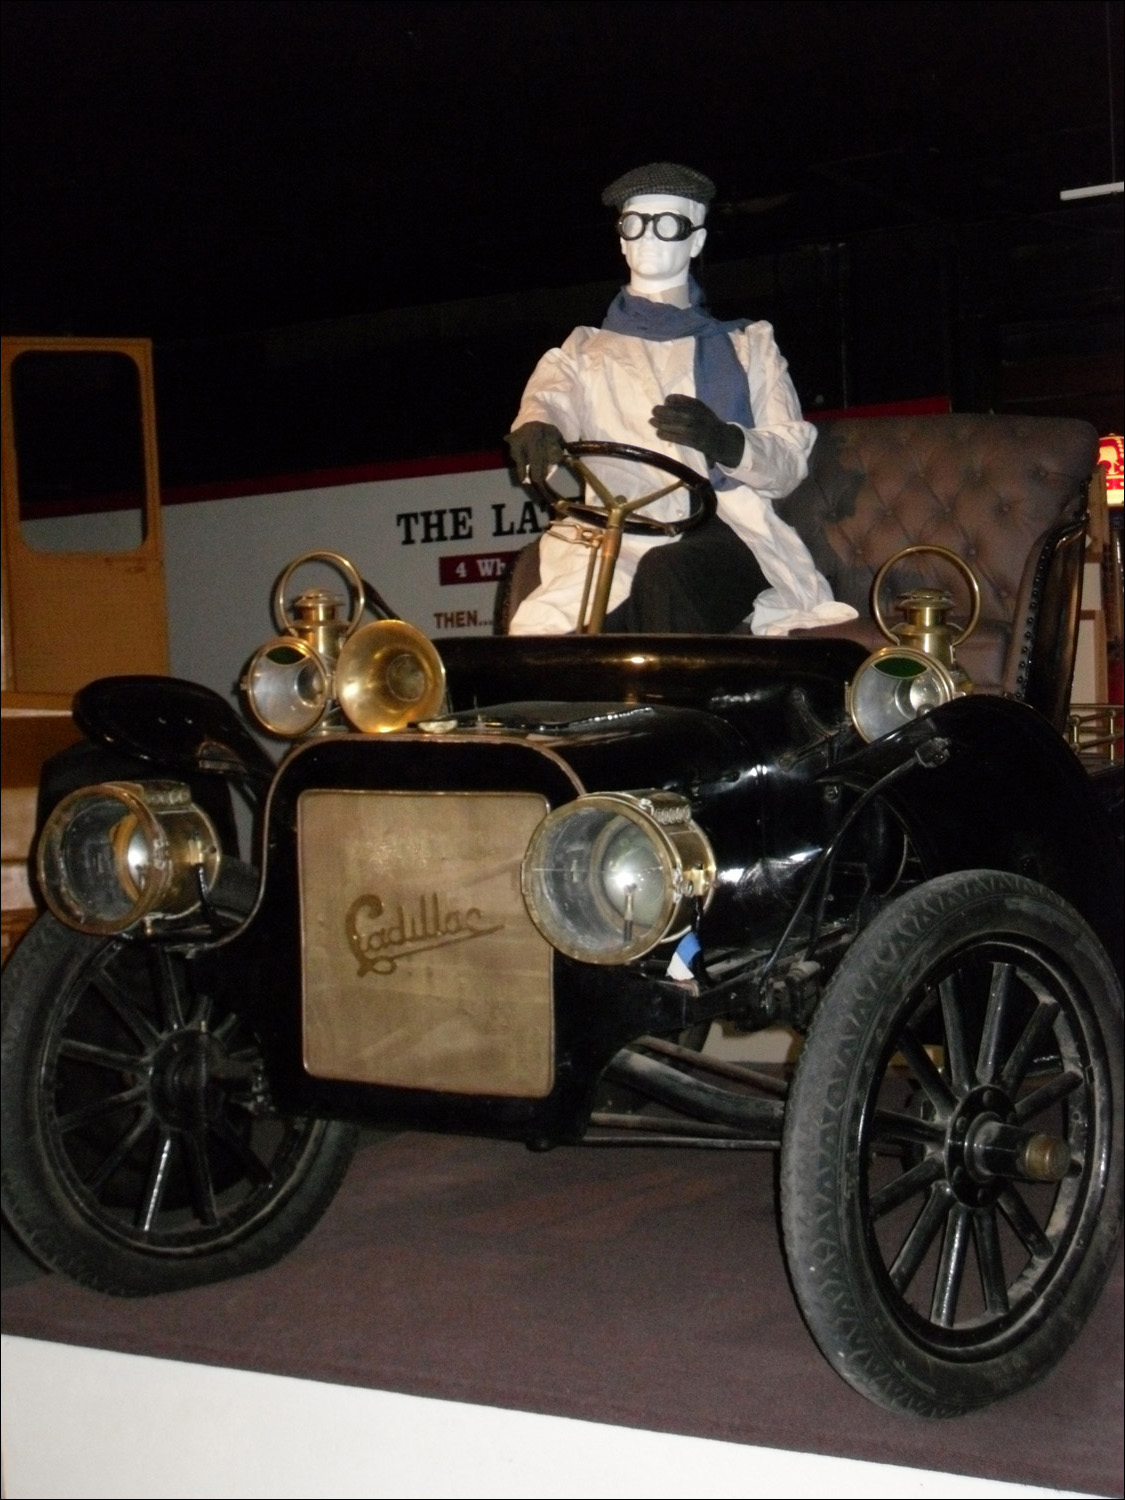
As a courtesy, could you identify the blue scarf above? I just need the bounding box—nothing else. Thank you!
[601,278,752,490]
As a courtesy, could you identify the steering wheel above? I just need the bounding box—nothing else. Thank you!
[535,440,717,535]
[526,440,718,633]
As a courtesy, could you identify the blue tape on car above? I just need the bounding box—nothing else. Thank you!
[666,930,701,980]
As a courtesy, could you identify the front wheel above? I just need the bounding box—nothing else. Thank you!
[780,870,1123,1416]
[1,863,357,1295]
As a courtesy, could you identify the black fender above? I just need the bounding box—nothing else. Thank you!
[827,694,1124,977]
[38,676,275,862]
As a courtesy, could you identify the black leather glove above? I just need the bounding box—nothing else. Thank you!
[649,394,745,470]
[505,422,565,487]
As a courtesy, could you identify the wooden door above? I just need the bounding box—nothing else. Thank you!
[1,336,169,694]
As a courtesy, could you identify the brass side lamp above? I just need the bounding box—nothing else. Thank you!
[847,545,982,742]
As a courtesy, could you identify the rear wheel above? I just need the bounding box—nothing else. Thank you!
[1,862,357,1294]
[780,870,1123,1416]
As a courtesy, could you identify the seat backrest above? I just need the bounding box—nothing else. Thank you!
[493,539,541,636]
[775,414,1098,729]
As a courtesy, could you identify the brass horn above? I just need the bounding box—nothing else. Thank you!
[335,619,447,733]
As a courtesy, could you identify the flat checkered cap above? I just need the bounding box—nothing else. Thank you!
[600,162,716,210]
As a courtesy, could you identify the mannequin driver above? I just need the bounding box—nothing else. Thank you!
[505,162,856,636]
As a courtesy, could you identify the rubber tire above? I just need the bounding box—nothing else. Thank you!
[780,869,1123,1417]
[1,861,358,1295]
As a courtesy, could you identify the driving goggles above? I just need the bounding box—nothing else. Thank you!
[616,210,700,242]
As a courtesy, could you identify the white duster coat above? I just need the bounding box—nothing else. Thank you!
[508,319,857,636]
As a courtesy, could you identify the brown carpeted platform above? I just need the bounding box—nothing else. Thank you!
[3,1132,1122,1495]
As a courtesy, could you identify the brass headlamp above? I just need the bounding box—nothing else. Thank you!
[241,551,447,738]
[37,780,221,935]
[521,791,716,964]
[847,545,982,742]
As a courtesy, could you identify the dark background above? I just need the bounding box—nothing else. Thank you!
[2,0,1121,489]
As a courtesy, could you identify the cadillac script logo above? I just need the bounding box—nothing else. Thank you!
[346,893,502,976]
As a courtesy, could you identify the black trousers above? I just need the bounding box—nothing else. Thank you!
[602,515,768,633]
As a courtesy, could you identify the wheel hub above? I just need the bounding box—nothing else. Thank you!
[945,1084,1070,1205]
[151,1028,234,1131]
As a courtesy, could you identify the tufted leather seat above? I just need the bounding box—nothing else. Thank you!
[497,414,1099,731]
[775,415,1098,729]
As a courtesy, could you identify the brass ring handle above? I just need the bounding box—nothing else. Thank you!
[272,551,365,637]
[871,544,982,647]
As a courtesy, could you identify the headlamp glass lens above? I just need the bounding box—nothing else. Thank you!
[522,800,673,962]
[592,817,666,933]
[50,795,158,926]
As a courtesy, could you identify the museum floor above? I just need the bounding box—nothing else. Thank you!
[2,1130,1121,1497]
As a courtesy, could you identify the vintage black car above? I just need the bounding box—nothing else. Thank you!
[2,425,1121,1421]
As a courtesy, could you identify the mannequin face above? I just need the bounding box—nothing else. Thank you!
[619,193,707,295]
